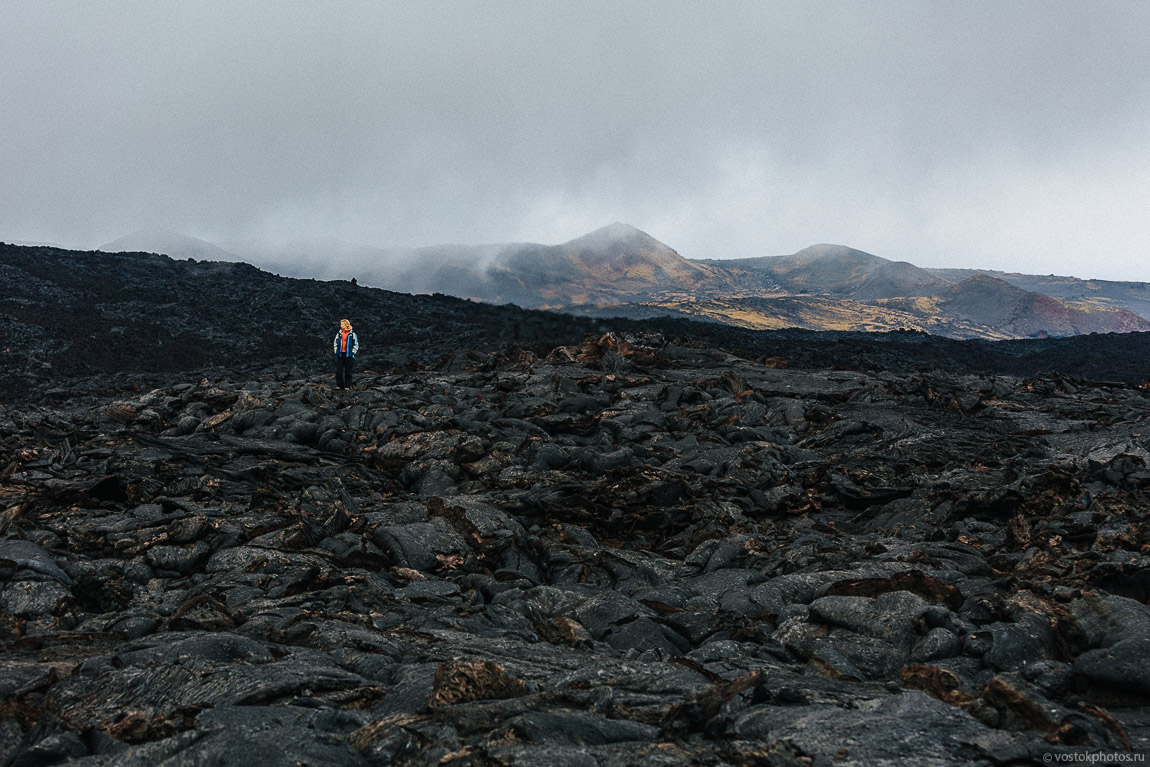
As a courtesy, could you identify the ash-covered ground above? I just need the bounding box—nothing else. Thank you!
[3,331,1150,766]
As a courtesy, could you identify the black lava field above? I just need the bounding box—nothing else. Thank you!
[2,243,1150,764]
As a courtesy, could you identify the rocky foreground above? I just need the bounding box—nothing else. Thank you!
[2,333,1150,765]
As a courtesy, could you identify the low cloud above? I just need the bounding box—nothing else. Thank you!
[2,1,1148,280]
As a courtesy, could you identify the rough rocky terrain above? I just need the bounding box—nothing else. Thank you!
[8,242,1150,410]
[0,242,591,404]
[3,331,1150,765]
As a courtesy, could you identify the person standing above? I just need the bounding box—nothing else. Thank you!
[333,318,359,389]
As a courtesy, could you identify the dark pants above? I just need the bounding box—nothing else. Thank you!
[335,356,355,389]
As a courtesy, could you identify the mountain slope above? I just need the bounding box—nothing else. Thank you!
[930,268,1150,320]
[620,242,1150,338]
[851,260,953,300]
[362,224,749,308]
[497,223,745,306]
[746,244,890,294]
[100,229,242,262]
[90,226,1150,340]
[935,274,1150,337]
[560,222,712,281]
[598,295,995,337]
[708,244,950,298]
[602,275,1150,340]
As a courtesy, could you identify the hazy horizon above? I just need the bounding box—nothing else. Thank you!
[3,2,1149,280]
[6,220,1150,287]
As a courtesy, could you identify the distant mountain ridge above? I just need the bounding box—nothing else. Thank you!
[97,225,1150,340]
[929,267,1150,321]
[101,229,242,263]
[706,244,951,299]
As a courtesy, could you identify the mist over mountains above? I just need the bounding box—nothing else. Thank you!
[97,224,1150,341]
[100,230,244,264]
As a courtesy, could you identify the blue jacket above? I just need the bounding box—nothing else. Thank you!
[334,329,359,357]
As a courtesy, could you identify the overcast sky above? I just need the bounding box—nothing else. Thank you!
[3,1,1149,280]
